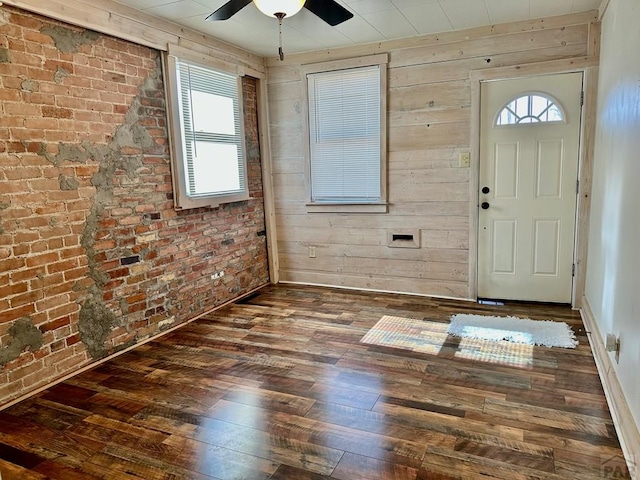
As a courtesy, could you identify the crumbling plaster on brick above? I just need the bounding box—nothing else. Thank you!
[0,317,43,366]
[39,25,99,54]
[77,294,118,359]
[0,202,7,234]
[31,22,162,359]
[58,174,79,191]
[0,5,269,404]
[36,61,162,359]
[53,67,70,85]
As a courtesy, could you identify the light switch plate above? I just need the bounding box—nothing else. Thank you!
[459,152,470,168]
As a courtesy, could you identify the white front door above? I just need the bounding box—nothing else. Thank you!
[478,72,582,303]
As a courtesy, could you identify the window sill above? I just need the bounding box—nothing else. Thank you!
[305,202,388,214]
[175,191,250,210]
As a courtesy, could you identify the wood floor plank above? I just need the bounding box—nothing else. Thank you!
[0,458,48,480]
[332,451,418,480]
[184,444,278,480]
[270,464,334,480]
[482,397,614,437]
[0,284,631,479]
[206,398,427,468]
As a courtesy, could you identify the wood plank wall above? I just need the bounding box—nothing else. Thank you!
[266,11,600,299]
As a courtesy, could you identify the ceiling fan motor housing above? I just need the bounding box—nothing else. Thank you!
[253,0,305,18]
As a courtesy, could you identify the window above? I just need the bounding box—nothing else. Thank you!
[495,93,565,126]
[165,53,248,209]
[303,55,388,213]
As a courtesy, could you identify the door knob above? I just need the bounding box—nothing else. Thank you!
[482,186,490,194]
[481,202,490,210]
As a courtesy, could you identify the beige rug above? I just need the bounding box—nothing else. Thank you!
[360,315,546,367]
[360,315,450,355]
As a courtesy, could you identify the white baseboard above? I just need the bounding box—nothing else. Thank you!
[581,297,639,480]
[279,280,474,302]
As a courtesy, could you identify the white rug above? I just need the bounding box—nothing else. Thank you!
[447,314,578,348]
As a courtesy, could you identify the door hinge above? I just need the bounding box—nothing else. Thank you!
[572,264,576,277]
[576,179,580,194]
[580,91,584,106]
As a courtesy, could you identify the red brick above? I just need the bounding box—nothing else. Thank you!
[59,247,85,259]
[66,199,93,211]
[65,333,81,346]
[9,12,43,29]
[23,92,56,106]
[43,130,76,142]
[13,192,46,204]
[40,316,71,332]
[0,379,26,402]
[10,289,44,308]
[18,216,48,229]
[0,88,21,102]
[0,282,29,297]
[0,303,36,323]
[47,190,79,201]
[48,237,64,250]
[41,106,73,119]
[55,96,86,109]
[23,30,54,46]
[94,240,116,250]
[54,353,86,373]
[28,178,59,190]
[46,258,79,274]
[32,204,63,216]
[26,252,59,267]
[126,292,146,304]
[0,257,27,272]
[44,281,74,297]
[22,366,58,389]
[47,303,78,321]
[10,266,44,283]
[63,266,87,282]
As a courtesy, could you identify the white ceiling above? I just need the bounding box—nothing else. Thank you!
[113,0,600,57]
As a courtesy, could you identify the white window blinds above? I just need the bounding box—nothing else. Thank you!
[307,65,381,203]
[176,61,246,198]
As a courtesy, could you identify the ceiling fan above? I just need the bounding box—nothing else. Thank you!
[206,0,354,60]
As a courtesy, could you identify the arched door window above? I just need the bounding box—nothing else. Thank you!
[495,93,565,126]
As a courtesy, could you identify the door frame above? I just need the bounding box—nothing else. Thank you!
[469,56,599,307]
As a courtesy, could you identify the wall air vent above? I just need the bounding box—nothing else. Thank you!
[387,229,421,249]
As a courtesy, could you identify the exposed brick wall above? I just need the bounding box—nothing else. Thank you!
[0,6,269,405]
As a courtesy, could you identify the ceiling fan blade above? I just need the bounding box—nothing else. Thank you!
[206,0,252,21]
[304,0,353,26]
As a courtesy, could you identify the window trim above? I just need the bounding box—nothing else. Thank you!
[301,54,388,214]
[164,49,249,210]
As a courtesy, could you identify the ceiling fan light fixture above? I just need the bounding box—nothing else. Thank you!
[252,0,305,18]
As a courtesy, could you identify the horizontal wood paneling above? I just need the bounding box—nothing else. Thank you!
[388,24,588,68]
[267,11,599,299]
[266,10,598,67]
[278,241,468,263]
[388,43,589,87]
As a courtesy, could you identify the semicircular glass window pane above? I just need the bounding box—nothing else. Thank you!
[495,93,564,126]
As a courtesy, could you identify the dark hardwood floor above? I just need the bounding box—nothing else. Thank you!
[0,284,631,479]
